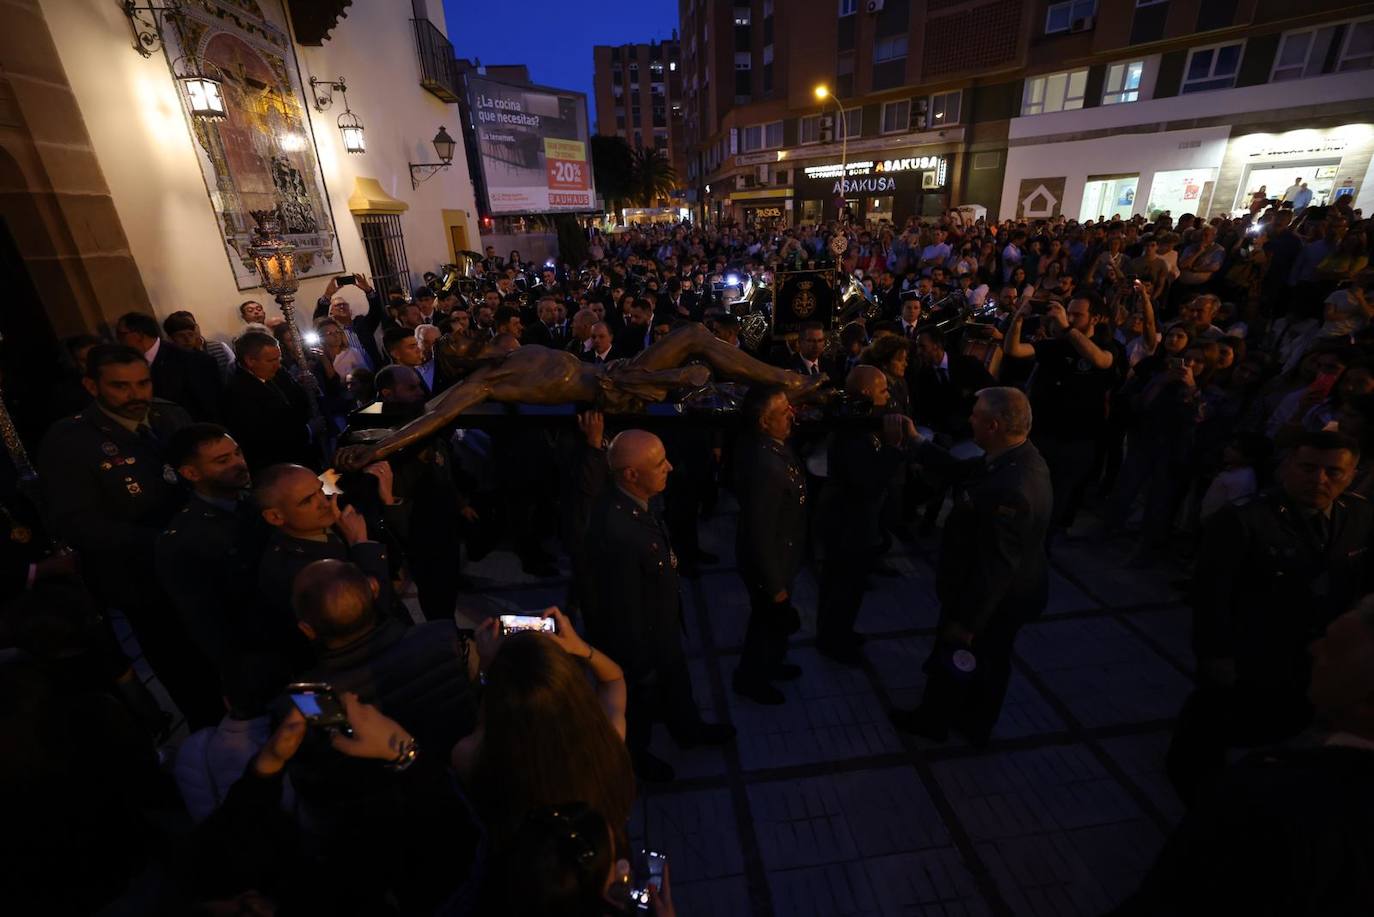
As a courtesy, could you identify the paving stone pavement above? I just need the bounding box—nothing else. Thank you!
[485,503,1192,916]
[119,496,1193,916]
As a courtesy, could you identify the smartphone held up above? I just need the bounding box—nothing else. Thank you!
[498,614,557,637]
[287,682,355,737]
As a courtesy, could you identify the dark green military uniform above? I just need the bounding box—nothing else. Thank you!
[258,530,395,642]
[915,440,1053,744]
[584,488,703,754]
[156,493,272,664]
[1168,488,1374,804]
[37,400,222,726]
[735,432,806,681]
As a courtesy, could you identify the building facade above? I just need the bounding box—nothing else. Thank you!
[0,0,482,353]
[679,0,1374,228]
[591,37,688,184]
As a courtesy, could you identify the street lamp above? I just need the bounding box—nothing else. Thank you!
[814,85,851,222]
[409,126,457,189]
[247,217,322,427]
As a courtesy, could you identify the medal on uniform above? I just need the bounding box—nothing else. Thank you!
[162,464,178,484]
[127,483,142,496]
[101,442,118,456]
[9,524,31,544]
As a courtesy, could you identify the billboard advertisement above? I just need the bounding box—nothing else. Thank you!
[467,76,596,214]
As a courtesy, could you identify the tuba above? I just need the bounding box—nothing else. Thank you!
[836,275,880,324]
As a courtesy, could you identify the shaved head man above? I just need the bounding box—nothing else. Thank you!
[292,558,377,646]
[608,429,672,504]
[845,364,891,409]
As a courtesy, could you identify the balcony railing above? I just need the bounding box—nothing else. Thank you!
[412,18,462,102]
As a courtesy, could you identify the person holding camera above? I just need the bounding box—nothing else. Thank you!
[1002,290,1121,532]
[732,385,806,705]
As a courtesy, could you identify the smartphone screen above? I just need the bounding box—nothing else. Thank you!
[498,614,557,636]
[629,850,667,910]
[287,682,353,735]
[336,275,355,286]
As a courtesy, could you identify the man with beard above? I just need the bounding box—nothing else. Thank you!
[38,344,222,726]
[157,424,272,664]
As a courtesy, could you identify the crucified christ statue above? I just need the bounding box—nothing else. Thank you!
[335,323,826,470]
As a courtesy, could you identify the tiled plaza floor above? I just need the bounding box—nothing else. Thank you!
[118,496,1192,916]
[468,499,1193,917]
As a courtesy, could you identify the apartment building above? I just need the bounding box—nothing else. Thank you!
[679,0,1374,226]
[592,38,689,185]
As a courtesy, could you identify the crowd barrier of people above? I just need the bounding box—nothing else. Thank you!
[2,196,1373,915]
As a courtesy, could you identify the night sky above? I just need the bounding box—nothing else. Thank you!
[443,0,678,124]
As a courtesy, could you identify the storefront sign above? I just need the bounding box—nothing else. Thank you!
[750,206,783,218]
[801,155,945,179]
[1245,138,1349,159]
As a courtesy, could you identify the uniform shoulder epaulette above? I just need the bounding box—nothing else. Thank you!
[1341,490,1368,502]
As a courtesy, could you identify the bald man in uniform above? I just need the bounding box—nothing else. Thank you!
[583,430,735,782]
[255,464,398,653]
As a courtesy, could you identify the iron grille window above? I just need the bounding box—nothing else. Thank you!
[358,214,411,301]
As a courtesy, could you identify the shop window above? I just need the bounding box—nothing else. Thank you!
[931,90,961,124]
[1102,60,1144,103]
[801,199,824,223]
[874,34,907,63]
[799,114,821,144]
[1181,41,1243,93]
[1045,0,1096,35]
[881,99,909,134]
[1338,18,1374,71]
[1022,69,1087,114]
[1079,175,1139,222]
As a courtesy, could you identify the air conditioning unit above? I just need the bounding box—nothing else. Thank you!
[1070,15,1094,32]
[867,0,885,11]
[820,113,834,142]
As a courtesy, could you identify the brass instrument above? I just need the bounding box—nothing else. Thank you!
[836,275,880,324]
[430,250,484,299]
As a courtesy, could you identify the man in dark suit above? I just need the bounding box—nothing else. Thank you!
[37,344,221,727]
[891,387,1052,746]
[909,327,994,436]
[583,321,615,365]
[612,296,655,359]
[1168,431,1374,806]
[662,278,699,322]
[520,296,563,349]
[156,423,274,664]
[787,322,841,386]
[733,386,807,704]
[222,331,316,472]
[583,430,735,782]
[115,311,222,421]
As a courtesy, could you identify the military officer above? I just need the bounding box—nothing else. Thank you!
[1168,430,1374,806]
[37,344,222,727]
[254,464,398,667]
[733,385,807,705]
[815,366,910,665]
[890,386,1053,747]
[156,423,271,665]
[583,429,735,783]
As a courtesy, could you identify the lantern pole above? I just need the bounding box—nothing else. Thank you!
[248,219,325,437]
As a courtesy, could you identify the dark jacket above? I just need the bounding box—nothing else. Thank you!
[222,367,315,471]
[935,440,1053,633]
[820,425,907,557]
[1192,489,1374,693]
[149,340,223,421]
[37,400,190,607]
[583,489,683,682]
[735,434,807,597]
[1111,745,1374,917]
[257,530,394,631]
[155,493,273,663]
[612,324,651,360]
[909,354,995,435]
[303,618,478,756]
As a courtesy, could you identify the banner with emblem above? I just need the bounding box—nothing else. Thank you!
[772,270,837,337]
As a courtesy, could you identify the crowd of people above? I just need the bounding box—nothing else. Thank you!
[2,188,1373,914]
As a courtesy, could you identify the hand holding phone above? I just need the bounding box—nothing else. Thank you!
[287,682,355,737]
[336,274,356,287]
[499,613,557,636]
[630,850,668,911]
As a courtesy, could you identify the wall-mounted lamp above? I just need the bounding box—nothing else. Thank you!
[122,0,183,58]
[174,56,227,122]
[409,126,456,189]
[310,77,366,154]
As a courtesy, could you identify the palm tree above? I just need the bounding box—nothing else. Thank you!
[591,134,635,212]
[630,148,678,207]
